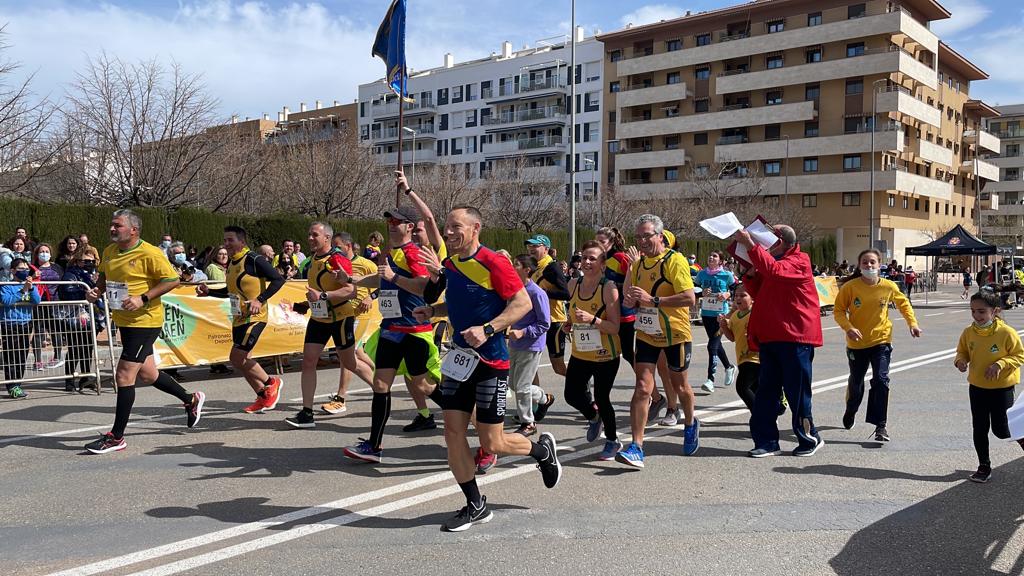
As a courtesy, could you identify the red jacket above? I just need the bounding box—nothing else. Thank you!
[743,243,823,348]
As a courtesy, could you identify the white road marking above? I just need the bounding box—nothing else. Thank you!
[924,312,946,317]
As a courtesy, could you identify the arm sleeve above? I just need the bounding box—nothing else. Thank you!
[253,256,285,302]
[522,287,551,340]
[540,262,570,300]
[423,273,447,305]
[955,329,970,365]
[996,330,1024,372]
[208,286,229,298]
[833,284,853,332]
[0,287,19,306]
[891,283,917,327]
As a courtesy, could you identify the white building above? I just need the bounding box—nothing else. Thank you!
[983,104,1024,248]
[357,28,605,201]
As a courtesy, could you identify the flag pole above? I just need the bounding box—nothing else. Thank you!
[396,95,405,206]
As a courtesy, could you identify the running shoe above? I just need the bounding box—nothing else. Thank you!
[682,418,701,456]
[748,443,782,458]
[647,395,666,422]
[78,378,97,393]
[514,422,537,437]
[599,439,622,461]
[343,438,382,463]
[724,366,737,387]
[533,394,556,422]
[441,497,492,532]
[321,395,347,415]
[969,465,992,483]
[793,435,824,457]
[701,379,715,393]
[65,379,77,392]
[536,432,562,488]
[586,417,603,442]
[85,432,126,454]
[262,377,283,411]
[285,408,316,429]
[186,391,205,428]
[615,442,645,468]
[403,413,437,432]
[842,409,856,430]
[475,447,497,474]
[243,396,267,414]
[660,409,679,427]
[873,426,890,442]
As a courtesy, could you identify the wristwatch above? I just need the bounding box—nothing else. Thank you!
[652,296,661,308]
[320,291,329,301]
[483,323,495,336]
[141,294,150,304]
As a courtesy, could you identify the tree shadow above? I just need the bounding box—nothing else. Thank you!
[773,464,968,483]
[830,459,1024,575]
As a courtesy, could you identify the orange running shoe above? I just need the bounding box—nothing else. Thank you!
[262,377,283,411]
[243,395,267,414]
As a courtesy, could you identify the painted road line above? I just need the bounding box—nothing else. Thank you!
[924,312,946,317]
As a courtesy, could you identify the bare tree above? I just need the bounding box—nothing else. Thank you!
[407,163,489,220]
[480,154,567,231]
[193,122,273,212]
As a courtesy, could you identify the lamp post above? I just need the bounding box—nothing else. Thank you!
[869,78,887,250]
[583,157,596,227]
[402,126,417,182]
[782,134,790,219]
[569,0,577,254]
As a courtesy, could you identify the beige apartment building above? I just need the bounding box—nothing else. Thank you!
[598,0,1000,264]
[982,105,1024,249]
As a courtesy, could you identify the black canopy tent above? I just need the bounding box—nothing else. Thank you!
[905,225,997,304]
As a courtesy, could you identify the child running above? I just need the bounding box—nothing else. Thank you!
[954,292,1024,483]
[719,284,758,412]
[834,249,921,442]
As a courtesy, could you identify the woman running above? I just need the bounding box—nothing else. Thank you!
[695,251,736,393]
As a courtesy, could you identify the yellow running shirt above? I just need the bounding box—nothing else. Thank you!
[630,249,693,347]
[568,277,620,362]
[99,240,179,329]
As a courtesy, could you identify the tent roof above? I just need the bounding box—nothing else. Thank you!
[906,224,997,256]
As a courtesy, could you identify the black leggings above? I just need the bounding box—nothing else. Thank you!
[619,321,635,367]
[565,356,620,441]
[735,362,759,411]
[969,385,1014,467]
[1,322,32,388]
[702,320,733,380]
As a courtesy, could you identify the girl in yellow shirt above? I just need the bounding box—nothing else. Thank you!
[954,291,1024,483]
[719,284,758,411]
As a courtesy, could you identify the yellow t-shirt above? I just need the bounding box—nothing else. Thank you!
[568,277,620,362]
[307,250,351,324]
[730,309,758,364]
[834,277,917,349]
[339,255,376,319]
[99,240,179,329]
[630,249,693,347]
[532,254,567,324]
[226,248,269,326]
[955,318,1024,389]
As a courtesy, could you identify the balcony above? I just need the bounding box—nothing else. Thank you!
[996,129,1024,139]
[962,158,1000,181]
[482,106,566,129]
[374,149,437,166]
[963,129,1001,154]
[758,168,952,200]
[615,9,937,78]
[984,179,1024,194]
[991,155,1024,169]
[875,86,941,128]
[714,129,904,163]
[615,148,690,171]
[979,193,999,211]
[482,136,566,156]
[370,125,437,142]
[617,182,683,199]
[984,200,1024,216]
[488,77,568,101]
[371,99,437,119]
[617,83,691,109]
[618,100,816,140]
[916,138,954,167]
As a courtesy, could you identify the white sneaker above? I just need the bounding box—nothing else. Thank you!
[701,379,715,393]
[660,410,679,426]
[724,366,738,387]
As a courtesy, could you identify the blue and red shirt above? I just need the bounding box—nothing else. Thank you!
[605,250,636,321]
[444,245,524,368]
[381,242,432,333]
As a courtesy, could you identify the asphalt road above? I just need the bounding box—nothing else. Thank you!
[3,286,1023,576]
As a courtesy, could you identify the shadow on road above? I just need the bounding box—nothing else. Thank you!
[772,463,968,482]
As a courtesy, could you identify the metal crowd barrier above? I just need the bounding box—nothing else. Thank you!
[0,281,116,396]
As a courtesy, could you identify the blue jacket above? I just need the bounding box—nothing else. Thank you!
[59,266,96,301]
[0,284,41,324]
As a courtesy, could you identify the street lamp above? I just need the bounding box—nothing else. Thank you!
[782,134,790,219]
[869,78,887,250]
[402,126,417,181]
[583,157,596,227]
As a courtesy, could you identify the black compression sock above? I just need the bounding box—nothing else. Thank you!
[111,386,136,439]
[458,478,483,508]
[152,371,193,403]
[528,441,549,462]
[369,392,392,450]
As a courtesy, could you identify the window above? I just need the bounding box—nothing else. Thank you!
[466,136,476,154]
[805,84,820,101]
[945,203,949,215]
[803,194,818,207]
[585,61,601,82]
[666,39,682,52]
[767,19,784,33]
[887,194,896,208]
[764,124,781,141]
[848,3,866,19]
[665,167,679,181]
[764,160,781,176]
[1006,168,1020,181]
[845,117,863,134]
[667,72,681,85]
[694,132,709,145]
[766,90,783,105]
[610,50,622,62]
[808,12,822,26]
[915,198,920,211]
[767,54,784,69]
[610,81,621,93]
[844,154,862,171]
[588,123,600,142]
[695,99,709,113]
[466,84,478,101]
[846,79,864,95]
[437,88,449,105]
[695,67,711,80]
[585,91,600,112]
[803,157,818,173]
[955,79,961,93]
[843,192,862,206]
[664,135,680,150]
[452,85,463,103]
[804,121,819,137]
[902,197,909,209]
[846,42,865,57]
[806,48,822,63]
[465,109,477,127]
[696,33,711,46]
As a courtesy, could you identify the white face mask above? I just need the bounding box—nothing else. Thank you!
[860,267,879,278]
[975,319,994,329]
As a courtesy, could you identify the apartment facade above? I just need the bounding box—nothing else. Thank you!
[982,104,1024,249]
[356,31,604,201]
[599,0,1000,265]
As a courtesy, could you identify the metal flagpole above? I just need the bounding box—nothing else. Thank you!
[396,95,405,206]
[569,0,577,255]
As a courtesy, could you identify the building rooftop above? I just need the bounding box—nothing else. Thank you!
[939,41,988,81]
[996,104,1024,117]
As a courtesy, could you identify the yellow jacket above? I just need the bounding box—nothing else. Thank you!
[834,277,917,349]
[955,318,1024,389]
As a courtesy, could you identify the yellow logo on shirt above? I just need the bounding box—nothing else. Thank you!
[990,344,999,353]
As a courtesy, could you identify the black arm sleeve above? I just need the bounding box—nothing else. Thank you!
[541,263,571,301]
[252,255,286,302]
[208,286,229,298]
[423,273,447,305]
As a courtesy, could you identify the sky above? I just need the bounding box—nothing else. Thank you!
[0,0,1021,120]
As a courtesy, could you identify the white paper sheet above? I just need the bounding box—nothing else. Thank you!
[699,212,744,240]
[747,219,780,250]
[1008,392,1024,440]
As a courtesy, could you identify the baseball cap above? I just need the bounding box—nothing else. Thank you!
[661,229,675,249]
[524,234,552,248]
[383,206,420,223]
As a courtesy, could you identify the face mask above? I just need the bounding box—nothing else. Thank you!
[688,258,695,264]
[160,241,172,249]
[860,267,879,278]
[173,253,187,264]
[82,262,96,273]
[38,253,50,264]
[975,319,994,329]
[14,269,30,281]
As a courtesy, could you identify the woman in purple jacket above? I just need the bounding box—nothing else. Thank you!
[506,253,556,437]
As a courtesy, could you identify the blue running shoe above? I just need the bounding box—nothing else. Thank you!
[682,418,700,456]
[615,442,645,468]
[598,439,622,461]
[586,417,603,443]
[343,438,382,463]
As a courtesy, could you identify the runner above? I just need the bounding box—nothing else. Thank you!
[506,253,554,437]
[696,251,737,393]
[320,231,377,415]
[414,205,561,532]
[284,222,371,429]
[196,225,285,413]
[525,235,570,381]
[719,283,759,411]
[563,240,622,460]
[616,214,700,468]
[83,209,205,454]
[834,248,922,442]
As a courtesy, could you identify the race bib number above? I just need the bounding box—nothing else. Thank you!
[635,307,663,335]
[441,346,480,382]
[105,281,128,311]
[379,289,401,319]
[229,294,243,318]
[573,323,602,352]
[310,298,330,319]
[701,297,725,313]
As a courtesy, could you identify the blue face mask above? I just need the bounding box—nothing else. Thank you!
[160,241,172,249]
[38,252,50,264]
[173,253,187,265]
[14,269,30,281]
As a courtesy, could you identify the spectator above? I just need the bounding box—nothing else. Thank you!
[204,247,229,282]
[78,233,101,264]
[59,248,102,392]
[7,237,31,262]
[904,266,917,300]
[257,244,275,261]
[159,234,173,252]
[57,235,80,269]
[30,243,64,371]
[294,242,307,263]
[0,247,12,282]
[1,258,40,398]
[363,231,383,261]
[13,226,35,252]
[273,239,300,270]
[194,246,214,271]
[167,241,208,282]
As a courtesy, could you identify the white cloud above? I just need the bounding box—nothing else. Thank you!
[619,4,687,28]
[931,0,991,36]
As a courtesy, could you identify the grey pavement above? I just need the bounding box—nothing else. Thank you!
[2,285,1023,576]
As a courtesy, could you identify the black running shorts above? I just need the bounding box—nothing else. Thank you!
[374,330,430,375]
[118,327,162,363]
[232,322,267,352]
[635,340,692,373]
[304,317,355,350]
[440,362,508,425]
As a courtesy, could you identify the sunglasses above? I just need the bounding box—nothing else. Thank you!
[388,217,409,226]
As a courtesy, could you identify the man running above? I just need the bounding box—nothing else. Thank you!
[196,225,285,413]
[84,209,205,454]
[525,235,570,380]
[616,214,699,468]
[415,205,561,532]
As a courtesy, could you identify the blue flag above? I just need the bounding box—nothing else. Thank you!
[372,0,412,102]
